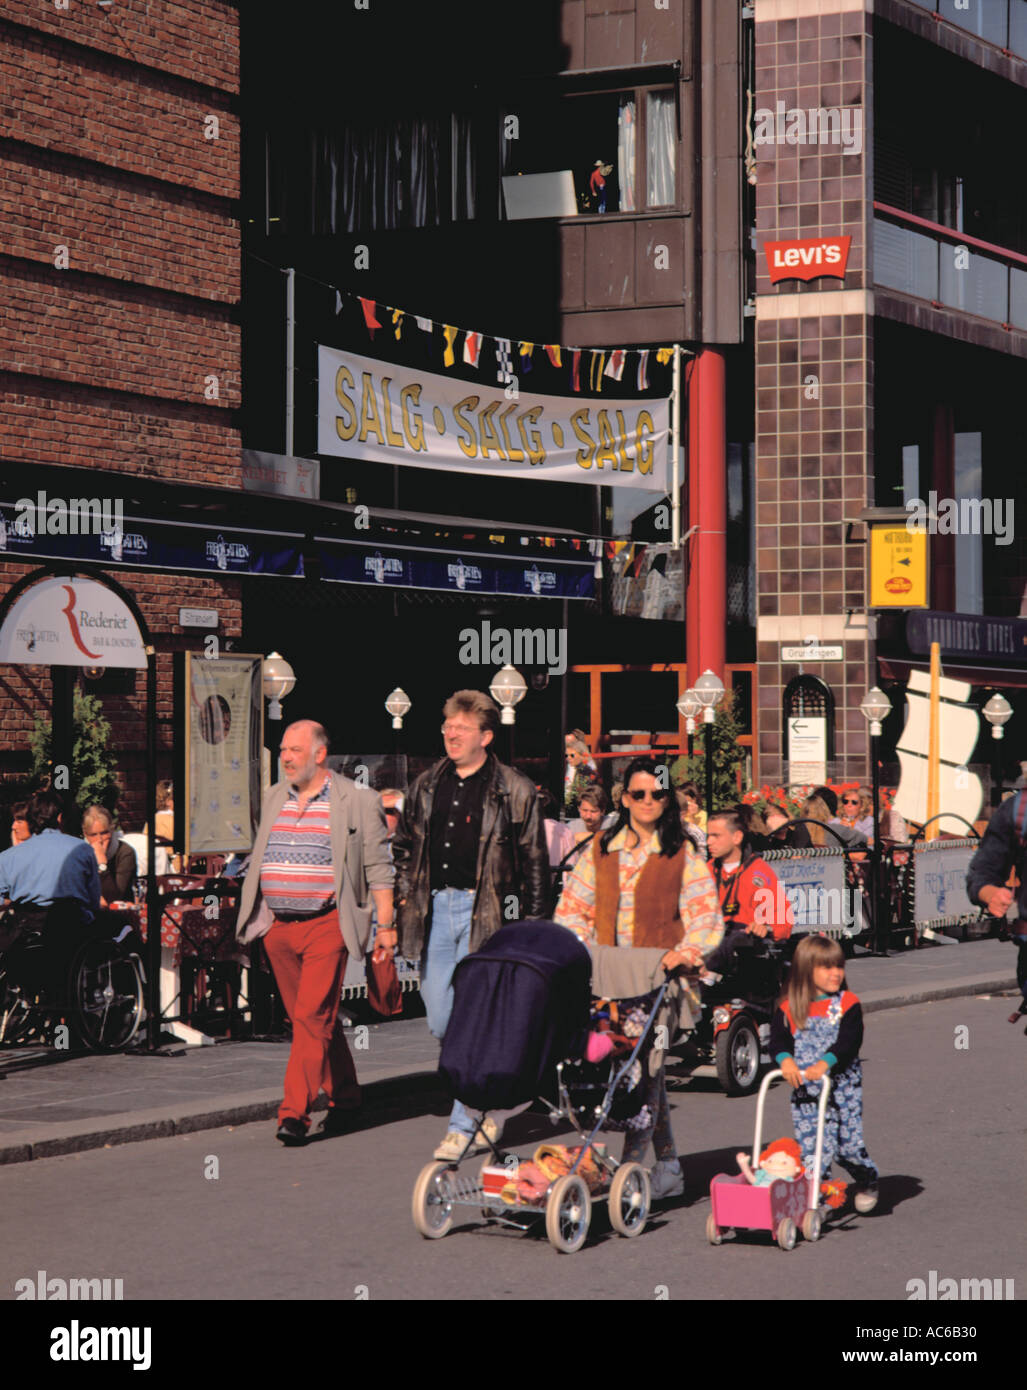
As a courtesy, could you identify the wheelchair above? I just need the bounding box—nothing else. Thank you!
[0,901,146,1052]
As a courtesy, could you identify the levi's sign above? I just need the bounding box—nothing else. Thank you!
[765,236,851,284]
[317,345,670,492]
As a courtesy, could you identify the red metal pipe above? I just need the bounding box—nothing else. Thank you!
[686,347,727,683]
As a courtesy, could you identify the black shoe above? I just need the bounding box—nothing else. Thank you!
[276,1117,308,1146]
[317,1105,358,1137]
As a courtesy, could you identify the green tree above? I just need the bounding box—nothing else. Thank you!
[30,687,121,814]
[670,691,748,811]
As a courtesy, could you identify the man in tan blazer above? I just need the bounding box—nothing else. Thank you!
[237,720,394,1145]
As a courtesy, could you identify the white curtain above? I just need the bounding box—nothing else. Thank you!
[618,97,636,212]
[646,90,676,207]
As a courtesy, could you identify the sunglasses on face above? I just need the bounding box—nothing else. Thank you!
[841,797,860,806]
[625,788,669,803]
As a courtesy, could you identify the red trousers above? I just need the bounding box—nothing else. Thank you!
[264,908,361,1126]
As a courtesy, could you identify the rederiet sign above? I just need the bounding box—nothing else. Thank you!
[0,575,147,668]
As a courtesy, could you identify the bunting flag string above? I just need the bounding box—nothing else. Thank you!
[442,324,459,368]
[335,284,688,395]
[359,297,382,339]
[463,331,482,367]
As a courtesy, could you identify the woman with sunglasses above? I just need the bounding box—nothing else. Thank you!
[554,757,724,1199]
[834,787,874,843]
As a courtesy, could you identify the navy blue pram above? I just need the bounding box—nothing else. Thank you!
[438,921,592,1112]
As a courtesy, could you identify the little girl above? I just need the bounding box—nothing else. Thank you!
[769,933,879,1212]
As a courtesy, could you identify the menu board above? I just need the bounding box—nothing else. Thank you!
[184,653,263,854]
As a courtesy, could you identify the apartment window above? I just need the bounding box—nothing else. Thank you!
[502,85,678,217]
[954,432,983,615]
[265,113,488,235]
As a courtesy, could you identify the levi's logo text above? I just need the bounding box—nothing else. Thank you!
[764,237,851,284]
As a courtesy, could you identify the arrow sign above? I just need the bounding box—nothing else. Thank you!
[898,557,910,566]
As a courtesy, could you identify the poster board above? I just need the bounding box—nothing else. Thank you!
[180,652,264,855]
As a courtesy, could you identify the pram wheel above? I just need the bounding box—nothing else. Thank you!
[705,1213,723,1245]
[801,1209,822,1243]
[608,1163,650,1238]
[412,1162,456,1239]
[545,1174,591,1253]
[776,1216,797,1251]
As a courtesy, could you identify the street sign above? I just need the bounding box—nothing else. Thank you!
[869,524,928,608]
[787,714,827,785]
[781,644,843,661]
[179,607,219,629]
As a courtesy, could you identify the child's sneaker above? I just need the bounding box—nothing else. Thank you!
[853,1183,879,1214]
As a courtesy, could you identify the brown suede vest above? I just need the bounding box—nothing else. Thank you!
[593,835,687,948]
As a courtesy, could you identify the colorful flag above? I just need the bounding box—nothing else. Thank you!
[636,349,650,391]
[590,351,606,391]
[656,346,674,365]
[570,350,581,392]
[463,331,482,367]
[415,316,433,332]
[545,344,562,368]
[359,297,381,339]
[392,308,404,340]
[518,342,534,373]
[494,337,513,384]
[443,325,458,367]
[604,349,625,382]
[334,290,343,317]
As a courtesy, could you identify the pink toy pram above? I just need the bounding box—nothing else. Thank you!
[706,1067,832,1250]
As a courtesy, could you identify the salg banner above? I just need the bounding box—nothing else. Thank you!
[317,345,671,492]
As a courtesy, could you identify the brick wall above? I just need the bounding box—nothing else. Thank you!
[753,1,874,785]
[1,3,242,815]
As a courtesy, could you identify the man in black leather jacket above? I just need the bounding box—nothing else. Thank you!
[392,689,548,1160]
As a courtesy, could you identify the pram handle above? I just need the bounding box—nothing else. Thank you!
[750,1067,832,1214]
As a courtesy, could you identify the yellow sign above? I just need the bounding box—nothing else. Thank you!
[869,524,928,608]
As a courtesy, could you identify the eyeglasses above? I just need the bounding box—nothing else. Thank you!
[624,788,669,803]
[841,797,860,806]
[441,723,479,738]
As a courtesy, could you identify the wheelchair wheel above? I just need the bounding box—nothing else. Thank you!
[716,1013,762,1096]
[0,962,38,1043]
[68,938,145,1052]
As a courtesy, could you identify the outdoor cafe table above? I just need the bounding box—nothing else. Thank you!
[108,879,243,1047]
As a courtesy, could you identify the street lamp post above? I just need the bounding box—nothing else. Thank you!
[676,687,702,762]
[385,687,412,770]
[982,692,1012,809]
[693,670,725,817]
[859,685,892,956]
[262,651,296,722]
[490,664,527,764]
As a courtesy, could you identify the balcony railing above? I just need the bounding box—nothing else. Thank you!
[873,204,1027,331]
[903,0,1027,59]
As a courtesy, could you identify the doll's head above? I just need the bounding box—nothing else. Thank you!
[758,1137,803,1181]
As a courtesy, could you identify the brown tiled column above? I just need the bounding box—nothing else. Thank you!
[753,0,875,786]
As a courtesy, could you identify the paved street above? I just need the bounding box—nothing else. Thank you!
[2,995,1021,1303]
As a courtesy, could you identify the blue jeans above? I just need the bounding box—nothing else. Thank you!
[421,888,476,1136]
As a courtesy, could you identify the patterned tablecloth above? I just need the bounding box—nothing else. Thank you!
[108,897,244,968]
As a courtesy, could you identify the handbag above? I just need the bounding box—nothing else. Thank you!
[365,945,402,1017]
